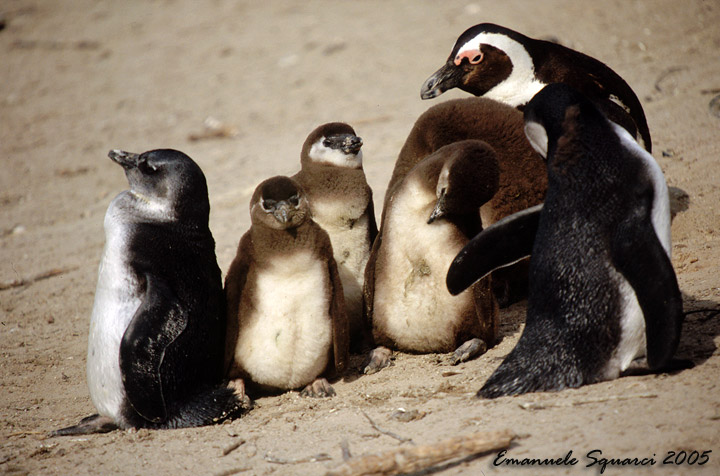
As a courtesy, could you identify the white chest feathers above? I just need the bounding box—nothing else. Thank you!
[236,251,333,389]
[86,201,144,423]
[374,180,473,352]
[309,196,371,328]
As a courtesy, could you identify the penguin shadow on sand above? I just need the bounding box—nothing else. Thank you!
[223,176,349,400]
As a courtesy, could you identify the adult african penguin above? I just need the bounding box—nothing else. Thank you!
[364,141,500,374]
[420,23,652,152]
[447,84,683,398]
[224,176,349,398]
[379,97,546,306]
[292,123,377,350]
[52,149,243,436]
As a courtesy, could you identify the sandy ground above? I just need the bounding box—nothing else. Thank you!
[1,0,719,475]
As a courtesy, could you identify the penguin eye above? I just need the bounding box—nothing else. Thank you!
[322,139,332,148]
[261,198,276,212]
[138,160,158,174]
[288,195,300,207]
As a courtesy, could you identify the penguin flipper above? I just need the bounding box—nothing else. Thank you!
[223,234,252,376]
[329,255,350,375]
[447,204,542,295]
[362,231,381,341]
[611,218,683,370]
[120,273,187,424]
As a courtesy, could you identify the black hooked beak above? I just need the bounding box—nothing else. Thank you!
[420,61,464,100]
[427,189,447,224]
[108,149,140,168]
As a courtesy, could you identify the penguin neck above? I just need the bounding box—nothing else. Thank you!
[470,32,546,107]
[250,221,319,256]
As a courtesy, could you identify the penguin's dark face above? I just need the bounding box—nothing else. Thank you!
[301,122,363,169]
[251,176,310,230]
[421,23,543,107]
[427,141,500,224]
[109,149,209,222]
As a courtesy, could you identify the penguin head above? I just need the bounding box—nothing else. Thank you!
[250,176,310,230]
[109,148,210,222]
[421,23,537,107]
[523,83,598,160]
[301,122,363,169]
[426,140,500,224]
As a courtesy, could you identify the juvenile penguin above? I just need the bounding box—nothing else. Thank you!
[446,84,683,398]
[292,123,377,350]
[364,141,500,373]
[380,97,546,306]
[420,23,652,151]
[52,149,242,436]
[224,176,349,397]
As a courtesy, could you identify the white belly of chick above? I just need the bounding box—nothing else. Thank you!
[374,185,472,352]
[86,211,142,424]
[311,199,371,325]
[237,252,333,389]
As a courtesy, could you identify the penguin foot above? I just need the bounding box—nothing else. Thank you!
[49,414,118,437]
[228,378,253,410]
[450,338,487,365]
[300,378,336,398]
[362,346,393,375]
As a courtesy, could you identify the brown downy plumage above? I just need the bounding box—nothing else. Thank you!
[364,141,500,374]
[224,176,349,398]
[292,122,377,351]
[379,97,546,306]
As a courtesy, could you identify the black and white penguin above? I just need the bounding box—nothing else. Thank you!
[292,123,377,350]
[364,141,500,373]
[380,97,546,306]
[52,149,242,436]
[420,23,652,152]
[447,84,683,398]
[224,176,349,398]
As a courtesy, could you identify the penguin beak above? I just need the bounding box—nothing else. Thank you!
[427,191,448,224]
[420,61,464,100]
[272,201,294,224]
[341,135,363,155]
[108,149,140,169]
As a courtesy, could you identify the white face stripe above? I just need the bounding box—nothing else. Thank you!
[524,121,549,159]
[457,32,545,107]
[610,122,671,256]
[308,137,363,169]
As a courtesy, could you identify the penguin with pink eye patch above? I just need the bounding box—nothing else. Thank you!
[420,23,652,152]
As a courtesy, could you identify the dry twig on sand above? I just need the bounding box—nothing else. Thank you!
[324,429,515,476]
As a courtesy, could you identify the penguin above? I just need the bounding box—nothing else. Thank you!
[364,141,500,373]
[420,23,652,152]
[52,149,243,436]
[292,123,377,350]
[379,97,546,306]
[446,84,683,398]
[224,176,349,397]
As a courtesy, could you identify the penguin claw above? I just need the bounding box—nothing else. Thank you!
[300,378,336,398]
[362,346,393,375]
[227,378,253,410]
[450,338,487,365]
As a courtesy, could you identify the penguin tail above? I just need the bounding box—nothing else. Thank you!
[161,385,251,429]
[477,345,584,399]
